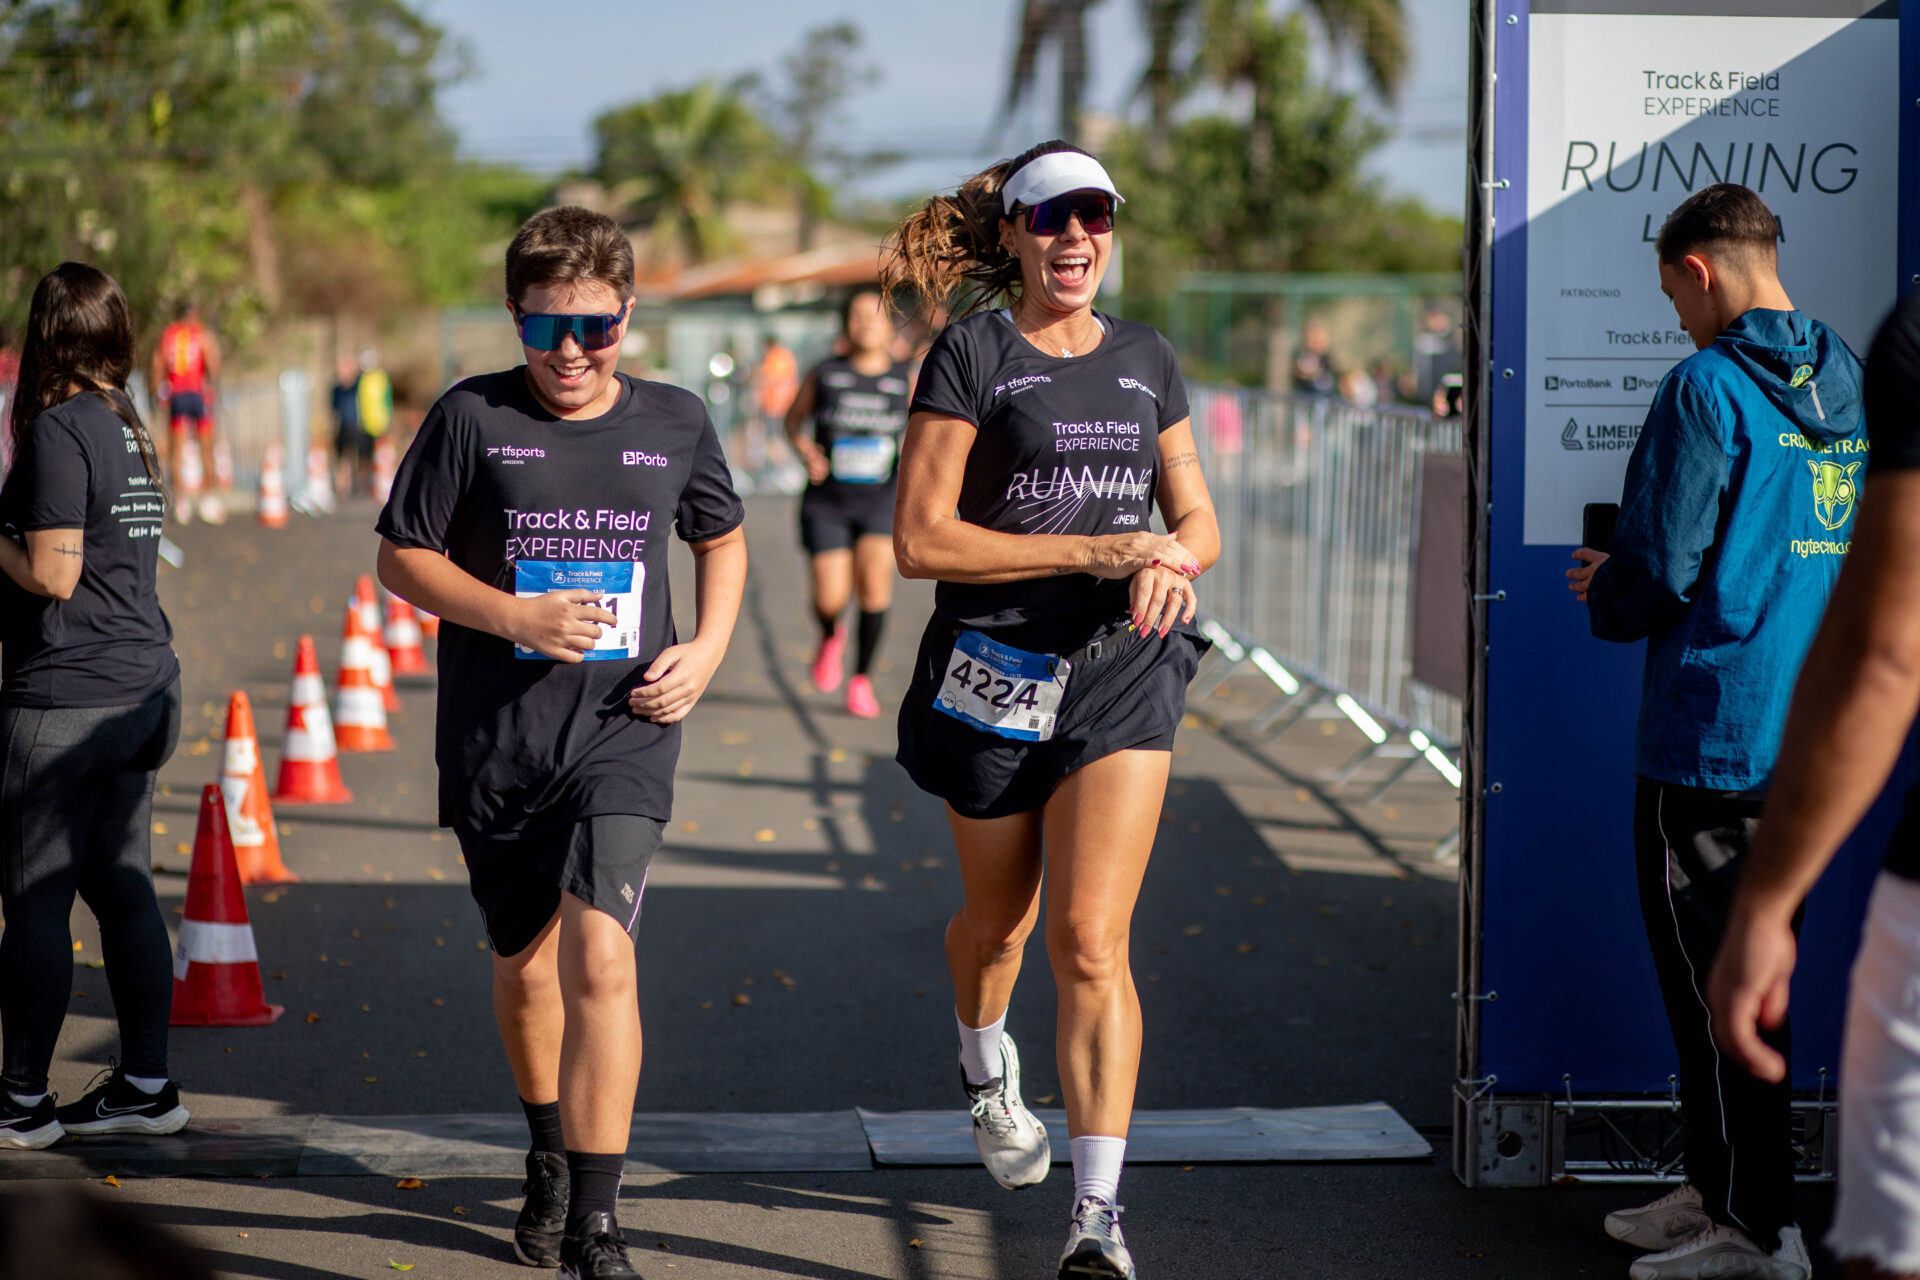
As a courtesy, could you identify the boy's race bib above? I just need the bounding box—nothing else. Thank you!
[934,630,1071,742]
[830,433,895,483]
[514,560,642,661]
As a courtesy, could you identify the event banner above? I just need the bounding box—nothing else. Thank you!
[1523,0,1898,545]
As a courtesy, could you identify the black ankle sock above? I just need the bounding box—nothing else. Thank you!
[855,609,886,675]
[816,609,840,640]
[565,1151,626,1235]
[520,1098,564,1156]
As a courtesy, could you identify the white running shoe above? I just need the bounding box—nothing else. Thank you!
[1605,1182,1711,1251]
[1628,1222,1802,1280]
[1770,1226,1811,1280]
[1058,1195,1134,1279]
[962,1032,1051,1189]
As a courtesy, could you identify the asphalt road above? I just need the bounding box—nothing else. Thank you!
[8,496,1839,1278]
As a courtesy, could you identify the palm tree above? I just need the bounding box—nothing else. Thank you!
[593,81,781,266]
[998,0,1109,145]
[1132,0,1408,162]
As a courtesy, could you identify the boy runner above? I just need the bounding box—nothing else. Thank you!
[376,207,747,1280]
[1567,183,1864,1280]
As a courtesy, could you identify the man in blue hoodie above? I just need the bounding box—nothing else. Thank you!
[1567,183,1865,1280]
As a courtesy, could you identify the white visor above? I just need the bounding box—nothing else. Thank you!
[1001,151,1125,214]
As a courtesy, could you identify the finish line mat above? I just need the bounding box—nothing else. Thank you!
[0,1103,1428,1179]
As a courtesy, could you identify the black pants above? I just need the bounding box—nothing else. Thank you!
[1633,779,1800,1252]
[0,680,180,1093]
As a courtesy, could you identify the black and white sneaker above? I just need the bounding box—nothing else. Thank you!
[513,1150,570,1267]
[559,1211,641,1280]
[0,1093,63,1149]
[1059,1195,1135,1278]
[963,1032,1051,1189]
[55,1068,189,1136]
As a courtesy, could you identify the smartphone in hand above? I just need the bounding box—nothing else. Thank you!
[1582,502,1620,554]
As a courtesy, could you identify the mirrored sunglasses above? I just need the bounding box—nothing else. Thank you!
[1023,191,1116,236]
[514,305,628,352]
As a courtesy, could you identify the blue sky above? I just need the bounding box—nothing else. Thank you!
[415,0,1467,215]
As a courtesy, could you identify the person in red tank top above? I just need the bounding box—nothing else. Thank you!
[148,303,225,522]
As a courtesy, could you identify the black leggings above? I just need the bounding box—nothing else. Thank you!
[0,680,180,1093]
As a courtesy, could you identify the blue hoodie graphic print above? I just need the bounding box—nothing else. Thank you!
[1586,308,1865,790]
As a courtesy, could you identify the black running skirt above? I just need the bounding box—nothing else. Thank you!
[896,616,1206,820]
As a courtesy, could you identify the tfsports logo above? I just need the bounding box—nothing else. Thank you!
[489,445,546,459]
[622,451,669,467]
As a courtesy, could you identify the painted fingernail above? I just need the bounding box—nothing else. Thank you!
[1151,559,1160,566]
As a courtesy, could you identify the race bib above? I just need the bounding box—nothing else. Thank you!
[513,560,642,661]
[830,434,895,483]
[934,630,1071,742]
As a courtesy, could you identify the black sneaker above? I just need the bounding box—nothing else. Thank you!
[513,1150,570,1268]
[56,1069,188,1136]
[559,1211,640,1280]
[0,1093,63,1149]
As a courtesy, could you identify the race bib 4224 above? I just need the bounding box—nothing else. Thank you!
[934,630,1070,742]
[513,560,642,661]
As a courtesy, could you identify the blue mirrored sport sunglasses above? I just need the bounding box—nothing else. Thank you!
[513,301,631,352]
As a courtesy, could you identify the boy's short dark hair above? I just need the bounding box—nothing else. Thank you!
[505,207,635,308]
[1655,184,1781,266]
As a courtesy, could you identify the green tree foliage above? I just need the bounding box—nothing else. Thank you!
[0,0,544,350]
[593,80,791,267]
[1105,10,1457,309]
[1001,0,1108,144]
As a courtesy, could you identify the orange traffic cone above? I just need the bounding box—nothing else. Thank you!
[415,604,440,639]
[384,595,431,676]
[353,576,400,713]
[170,785,285,1027]
[257,445,289,529]
[272,635,353,804]
[219,691,296,884]
[371,437,397,504]
[334,604,395,752]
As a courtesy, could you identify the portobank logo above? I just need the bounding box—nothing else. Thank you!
[1808,459,1861,531]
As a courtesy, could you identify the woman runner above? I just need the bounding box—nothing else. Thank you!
[784,290,912,717]
[0,263,187,1148]
[883,141,1219,1279]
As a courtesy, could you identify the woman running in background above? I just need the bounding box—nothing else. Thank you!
[883,141,1219,1280]
[785,291,912,719]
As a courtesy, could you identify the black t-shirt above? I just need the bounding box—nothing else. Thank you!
[1863,289,1920,880]
[0,392,177,708]
[808,356,911,493]
[376,369,744,841]
[909,309,1191,636]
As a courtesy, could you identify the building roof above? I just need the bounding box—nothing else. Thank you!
[656,241,885,305]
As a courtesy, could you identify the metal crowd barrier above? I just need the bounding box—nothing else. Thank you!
[1185,385,1463,801]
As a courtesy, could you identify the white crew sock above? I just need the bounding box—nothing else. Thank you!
[7,1092,45,1108]
[124,1074,167,1095]
[1071,1136,1127,1206]
[956,1009,1008,1086]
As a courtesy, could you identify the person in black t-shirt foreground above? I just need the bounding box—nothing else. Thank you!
[882,140,1219,1280]
[1709,287,1920,1280]
[783,289,913,719]
[376,208,746,1280]
[0,263,188,1149]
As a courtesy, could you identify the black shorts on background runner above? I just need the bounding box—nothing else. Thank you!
[799,481,895,552]
[897,617,1204,819]
[459,814,664,957]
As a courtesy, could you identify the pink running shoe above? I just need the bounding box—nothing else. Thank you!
[810,626,846,693]
[846,674,881,719]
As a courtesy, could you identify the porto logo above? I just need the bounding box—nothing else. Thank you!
[1790,364,1815,389]
[1560,419,1583,452]
[622,450,668,467]
[1808,459,1861,531]
[1545,376,1559,391]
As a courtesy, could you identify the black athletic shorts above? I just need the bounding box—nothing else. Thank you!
[896,616,1206,819]
[167,391,209,427]
[455,813,663,957]
[335,425,373,462]
[799,481,895,554]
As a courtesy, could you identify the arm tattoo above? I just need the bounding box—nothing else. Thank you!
[1164,450,1198,471]
[54,542,82,558]
[1052,565,1074,575]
